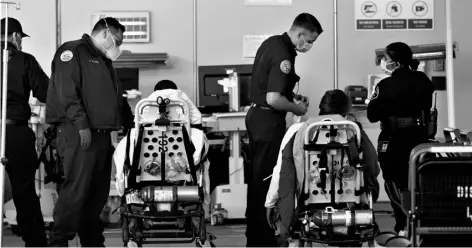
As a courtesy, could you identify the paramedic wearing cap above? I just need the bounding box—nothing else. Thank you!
[46,17,134,247]
[245,13,323,247]
[367,42,434,236]
[0,17,49,246]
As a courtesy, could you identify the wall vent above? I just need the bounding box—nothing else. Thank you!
[92,11,150,43]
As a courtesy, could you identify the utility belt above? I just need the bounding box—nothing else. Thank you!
[381,116,422,131]
[250,103,272,110]
[3,119,28,126]
[56,122,113,134]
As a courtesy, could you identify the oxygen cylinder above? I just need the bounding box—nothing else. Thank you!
[137,186,200,203]
[311,209,374,227]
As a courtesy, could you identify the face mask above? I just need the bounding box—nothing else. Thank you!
[296,35,313,53]
[104,34,122,61]
[380,59,395,75]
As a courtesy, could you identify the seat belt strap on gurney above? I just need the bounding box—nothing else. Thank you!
[128,125,145,189]
[181,125,198,186]
[123,128,131,188]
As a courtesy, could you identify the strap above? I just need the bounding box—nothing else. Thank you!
[128,125,145,189]
[181,125,198,184]
[123,128,132,173]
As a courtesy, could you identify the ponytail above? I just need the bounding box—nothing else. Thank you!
[410,59,420,71]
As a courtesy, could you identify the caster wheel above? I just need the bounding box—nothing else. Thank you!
[125,240,142,247]
[196,238,215,247]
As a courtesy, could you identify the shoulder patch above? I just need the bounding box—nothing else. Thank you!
[371,86,380,100]
[60,50,73,62]
[280,60,291,74]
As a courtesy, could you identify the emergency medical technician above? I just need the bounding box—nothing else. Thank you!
[367,42,434,236]
[46,17,134,247]
[245,13,323,247]
[0,17,49,247]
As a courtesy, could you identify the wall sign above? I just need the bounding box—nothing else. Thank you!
[355,0,434,31]
[243,35,273,61]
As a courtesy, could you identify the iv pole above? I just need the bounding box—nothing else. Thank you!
[0,1,21,246]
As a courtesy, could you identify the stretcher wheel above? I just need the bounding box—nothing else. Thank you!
[386,236,411,247]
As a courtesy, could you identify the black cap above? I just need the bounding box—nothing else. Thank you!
[1,18,29,37]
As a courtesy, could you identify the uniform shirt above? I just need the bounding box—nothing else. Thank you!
[46,34,134,130]
[250,32,300,109]
[367,67,434,133]
[0,42,49,121]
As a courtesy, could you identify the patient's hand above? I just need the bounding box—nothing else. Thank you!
[266,207,279,230]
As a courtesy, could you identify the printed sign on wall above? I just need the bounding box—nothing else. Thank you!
[355,0,434,31]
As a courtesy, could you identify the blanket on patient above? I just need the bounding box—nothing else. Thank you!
[272,115,380,241]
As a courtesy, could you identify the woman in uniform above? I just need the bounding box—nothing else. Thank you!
[367,42,435,236]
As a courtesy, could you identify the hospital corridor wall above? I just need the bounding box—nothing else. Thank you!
[5,0,472,203]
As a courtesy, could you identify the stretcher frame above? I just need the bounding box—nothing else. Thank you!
[407,143,472,247]
[121,97,212,247]
[0,1,21,246]
[296,120,376,247]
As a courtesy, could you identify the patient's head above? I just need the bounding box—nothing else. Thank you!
[319,89,351,117]
[154,80,177,91]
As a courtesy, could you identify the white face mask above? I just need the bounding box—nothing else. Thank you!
[380,59,395,75]
[104,34,122,61]
[93,31,122,61]
[296,35,313,53]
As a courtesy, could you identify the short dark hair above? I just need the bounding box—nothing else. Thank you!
[92,17,125,34]
[319,89,351,116]
[154,80,178,91]
[292,13,323,34]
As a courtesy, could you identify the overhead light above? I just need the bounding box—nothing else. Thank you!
[413,52,445,59]
[120,21,147,25]
[124,31,147,36]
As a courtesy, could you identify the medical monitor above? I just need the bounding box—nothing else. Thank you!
[197,64,252,112]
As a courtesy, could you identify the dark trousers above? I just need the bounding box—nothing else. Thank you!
[245,107,286,247]
[48,125,113,247]
[5,125,47,247]
[384,179,407,233]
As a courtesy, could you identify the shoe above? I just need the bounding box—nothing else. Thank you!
[398,230,406,237]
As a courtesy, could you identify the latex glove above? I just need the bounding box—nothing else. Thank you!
[266,207,279,230]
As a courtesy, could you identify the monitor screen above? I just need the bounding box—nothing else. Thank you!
[198,64,252,109]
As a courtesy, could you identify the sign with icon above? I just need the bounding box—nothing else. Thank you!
[355,0,434,31]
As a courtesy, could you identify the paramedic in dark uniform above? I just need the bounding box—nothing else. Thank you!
[245,13,323,247]
[0,17,49,247]
[367,42,434,236]
[46,17,134,247]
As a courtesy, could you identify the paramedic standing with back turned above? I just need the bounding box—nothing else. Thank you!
[46,17,134,247]
[245,13,323,247]
[1,17,49,247]
[367,42,434,237]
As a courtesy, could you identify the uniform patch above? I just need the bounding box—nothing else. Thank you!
[60,50,73,62]
[371,86,380,100]
[280,60,291,74]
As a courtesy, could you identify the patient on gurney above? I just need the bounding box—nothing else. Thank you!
[113,80,211,218]
[265,89,380,245]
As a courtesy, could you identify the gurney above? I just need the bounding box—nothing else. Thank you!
[267,115,379,247]
[113,91,214,247]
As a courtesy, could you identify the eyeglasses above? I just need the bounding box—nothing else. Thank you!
[103,18,123,46]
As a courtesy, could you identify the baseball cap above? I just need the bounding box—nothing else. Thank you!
[0,18,29,37]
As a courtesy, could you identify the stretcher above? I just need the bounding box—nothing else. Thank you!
[274,118,377,247]
[114,93,214,247]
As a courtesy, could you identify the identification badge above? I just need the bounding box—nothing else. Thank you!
[377,141,389,153]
